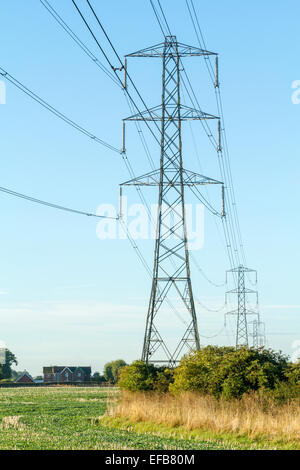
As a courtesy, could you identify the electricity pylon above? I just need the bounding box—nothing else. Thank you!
[121,36,223,366]
[250,317,266,349]
[225,265,259,348]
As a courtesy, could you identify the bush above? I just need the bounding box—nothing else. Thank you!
[118,348,299,401]
[103,360,127,384]
[170,346,291,399]
[151,369,174,393]
[118,361,174,393]
[268,362,300,402]
[91,372,107,384]
[284,362,300,385]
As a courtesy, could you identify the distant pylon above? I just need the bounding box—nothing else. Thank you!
[121,36,223,366]
[225,265,259,348]
[250,318,266,349]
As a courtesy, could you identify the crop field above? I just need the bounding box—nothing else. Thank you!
[0,386,297,450]
[0,386,234,450]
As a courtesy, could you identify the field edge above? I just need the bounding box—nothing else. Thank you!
[98,416,300,451]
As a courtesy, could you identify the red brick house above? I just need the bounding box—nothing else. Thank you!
[16,372,35,384]
[43,366,91,383]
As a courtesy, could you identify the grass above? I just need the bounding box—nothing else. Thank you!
[106,391,300,450]
[1,386,298,450]
[0,386,233,450]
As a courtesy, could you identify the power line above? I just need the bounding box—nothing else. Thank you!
[70,0,165,243]
[149,0,237,278]
[41,0,160,230]
[157,0,172,36]
[80,0,208,188]
[74,0,169,151]
[149,0,165,37]
[0,67,120,154]
[41,0,157,174]
[180,0,242,281]
[197,300,227,313]
[0,185,117,219]
[199,327,225,339]
[71,1,187,228]
[186,0,246,267]
[191,254,226,288]
[39,0,121,88]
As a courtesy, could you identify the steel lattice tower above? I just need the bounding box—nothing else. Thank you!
[250,318,266,349]
[121,36,223,366]
[226,265,259,348]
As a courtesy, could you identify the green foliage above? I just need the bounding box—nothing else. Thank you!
[170,346,292,399]
[118,361,154,391]
[103,360,127,384]
[91,372,106,384]
[268,362,300,402]
[284,362,300,384]
[0,350,18,380]
[118,361,174,392]
[151,369,174,393]
[117,348,299,401]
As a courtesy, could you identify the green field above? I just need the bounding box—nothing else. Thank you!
[0,386,230,450]
[0,386,294,450]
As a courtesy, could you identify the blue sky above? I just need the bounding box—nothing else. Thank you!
[0,0,299,376]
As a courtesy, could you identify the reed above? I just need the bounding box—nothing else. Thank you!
[107,391,300,442]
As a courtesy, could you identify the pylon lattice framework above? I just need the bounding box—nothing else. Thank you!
[121,36,223,366]
[250,318,266,349]
[226,265,262,348]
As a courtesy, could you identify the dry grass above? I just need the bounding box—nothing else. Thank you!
[1,416,26,430]
[107,391,300,443]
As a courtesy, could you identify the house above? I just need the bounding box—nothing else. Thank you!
[16,371,35,384]
[43,366,91,383]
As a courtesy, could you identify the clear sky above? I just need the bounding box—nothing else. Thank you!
[0,0,299,376]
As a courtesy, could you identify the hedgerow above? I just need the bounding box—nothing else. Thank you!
[119,347,300,400]
[118,361,174,392]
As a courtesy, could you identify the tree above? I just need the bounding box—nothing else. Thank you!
[169,346,290,399]
[103,360,127,384]
[91,372,106,384]
[0,350,18,380]
[118,361,174,392]
[118,361,156,391]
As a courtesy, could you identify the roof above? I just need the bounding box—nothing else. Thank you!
[43,366,91,374]
[16,371,35,383]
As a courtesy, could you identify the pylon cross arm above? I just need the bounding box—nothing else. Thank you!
[120,168,223,187]
[126,40,217,58]
[124,104,218,122]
